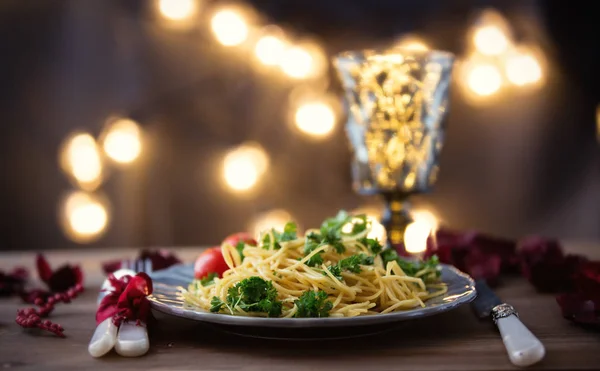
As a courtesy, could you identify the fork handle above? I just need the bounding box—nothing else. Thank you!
[495,308,545,367]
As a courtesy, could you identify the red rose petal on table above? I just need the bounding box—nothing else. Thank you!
[35,254,84,293]
[556,293,600,327]
[0,267,29,297]
[36,254,53,283]
[48,265,83,293]
[573,261,600,301]
[425,228,516,285]
[139,249,181,271]
[102,249,182,274]
[518,237,587,292]
[464,250,502,285]
[101,260,122,275]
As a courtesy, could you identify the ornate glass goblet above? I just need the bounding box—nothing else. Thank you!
[334,48,454,246]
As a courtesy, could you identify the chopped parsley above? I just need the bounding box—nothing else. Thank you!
[210,276,283,317]
[302,211,370,266]
[235,241,246,262]
[200,272,218,286]
[294,290,333,318]
[261,222,298,250]
[358,237,383,255]
[303,232,325,267]
[380,249,441,282]
[327,253,374,280]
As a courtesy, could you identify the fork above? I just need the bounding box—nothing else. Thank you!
[88,259,153,358]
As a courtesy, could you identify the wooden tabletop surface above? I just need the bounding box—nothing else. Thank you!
[1,243,599,371]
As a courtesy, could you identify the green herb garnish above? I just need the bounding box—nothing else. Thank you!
[209,276,283,317]
[302,211,370,265]
[358,237,383,255]
[294,290,333,318]
[200,272,218,286]
[261,222,298,250]
[235,241,246,262]
[327,253,374,280]
[380,249,441,283]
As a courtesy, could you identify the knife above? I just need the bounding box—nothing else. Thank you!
[471,279,545,367]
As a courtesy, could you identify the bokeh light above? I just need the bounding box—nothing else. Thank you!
[404,220,432,254]
[411,209,439,231]
[466,63,502,96]
[348,207,387,243]
[279,43,326,79]
[248,209,295,240]
[294,100,336,138]
[59,132,103,191]
[255,33,287,66]
[60,191,110,244]
[473,25,510,56]
[210,8,249,47]
[395,35,429,51]
[101,117,143,164]
[505,49,543,86]
[223,143,269,192]
[157,0,198,21]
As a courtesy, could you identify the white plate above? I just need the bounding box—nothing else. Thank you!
[149,263,476,332]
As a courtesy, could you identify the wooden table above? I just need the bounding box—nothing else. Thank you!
[1,244,599,371]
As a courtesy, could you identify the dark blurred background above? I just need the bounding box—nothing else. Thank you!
[1,0,598,251]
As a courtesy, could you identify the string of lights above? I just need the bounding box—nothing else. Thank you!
[57,1,545,252]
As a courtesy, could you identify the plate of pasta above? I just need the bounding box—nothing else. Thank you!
[148,211,476,336]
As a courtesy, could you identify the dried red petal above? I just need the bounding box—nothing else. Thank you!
[518,237,586,292]
[556,293,600,326]
[102,249,181,274]
[47,265,83,293]
[0,267,28,297]
[424,228,516,285]
[102,260,122,275]
[573,261,600,302]
[36,254,53,283]
[139,249,181,271]
[464,250,502,285]
[96,273,153,326]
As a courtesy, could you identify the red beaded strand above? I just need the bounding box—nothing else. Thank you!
[15,283,84,337]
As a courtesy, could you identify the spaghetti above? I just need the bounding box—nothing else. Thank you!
[182,213,446,318]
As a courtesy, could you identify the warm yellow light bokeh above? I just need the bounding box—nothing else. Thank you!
[255,35,286,66]
[280,44,325,79]
[157,0,197,21]
[411,209,439,231]
[102,118,142,164]
[60,191,109,244]
[60,132,103,190]
[248,209,295,240]
[294,101,336,138]
[473,25,510,56]
[396,35,429,52]
[211,9,249,47]
[505,51,542,86]
[466,64,502,96]
[404,220,432,254]
[223,143,269,192]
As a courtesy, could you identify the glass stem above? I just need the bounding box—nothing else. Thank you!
[381,192,413,247]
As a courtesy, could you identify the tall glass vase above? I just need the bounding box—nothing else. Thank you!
[334,48,454,246]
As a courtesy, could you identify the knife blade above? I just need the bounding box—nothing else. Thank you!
[471,279,546,367]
